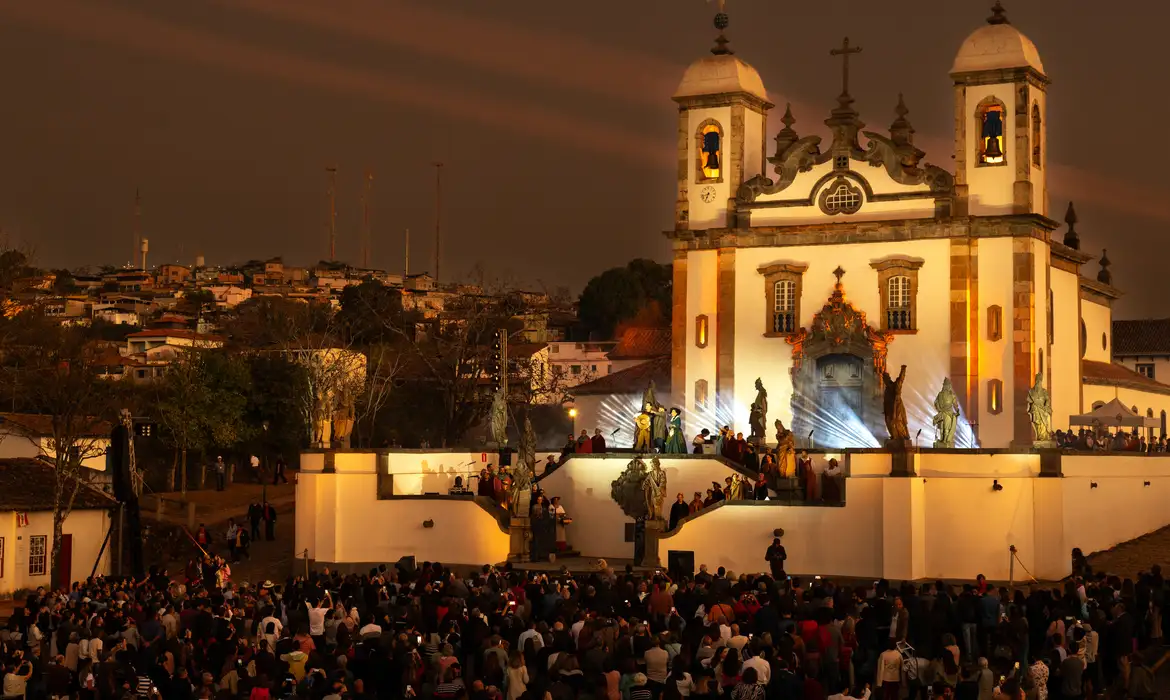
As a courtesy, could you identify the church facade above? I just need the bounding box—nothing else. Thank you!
[669,4,1167,449]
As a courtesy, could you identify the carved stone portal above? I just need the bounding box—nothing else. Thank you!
[789,278,894,448]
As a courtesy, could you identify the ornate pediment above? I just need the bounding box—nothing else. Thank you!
[861,131,954,193]
[787,274,894,381]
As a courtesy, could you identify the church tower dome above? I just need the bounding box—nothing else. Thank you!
[671,6,772,231]
[951,11,1045,76]
[950,2,1049,218]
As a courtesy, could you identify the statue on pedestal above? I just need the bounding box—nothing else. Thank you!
[510,415,536,516]
[311,387,332,447]
[931,377,960,448]
[881,364,910,445]
[489,388,508,446]
[749,378,768,444]
[611,456,650,519]
[1027,371,1054,446]
[643,457,667,521]
[774,419,797,478]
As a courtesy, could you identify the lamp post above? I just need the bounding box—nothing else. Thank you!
[568,407,578,436]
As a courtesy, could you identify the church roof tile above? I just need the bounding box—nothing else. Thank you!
[608,327,672,361]
[1112,319,1170,357]
[1082,360,1170,396]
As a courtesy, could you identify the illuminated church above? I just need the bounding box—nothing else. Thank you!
[668,2,1170,448]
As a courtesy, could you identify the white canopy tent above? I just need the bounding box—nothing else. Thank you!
[1069,398,1159,428]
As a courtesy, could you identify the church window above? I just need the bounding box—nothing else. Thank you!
[1032,103,1042,168]
[1102,332,1108,351]
[1092,401,1105,410]
[987,305,1003,342]
[694,379,709,412]
[834,155,849,170]
[1038,349,1044,375]
[1138,363,1156,380]
[1047,289,1054,345]
[988,379,1004,415]
[1161,410,1166,438]
[818,177,863,216]
[975,97,1007,167]
[695,315,709,349]
[871,258,923,333]
[1080,320,1087,358]
[695,121,723,183]
[758,262,807,338]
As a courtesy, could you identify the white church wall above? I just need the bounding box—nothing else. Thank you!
[537,455,746,559]
[1060,455,1170,563]
[746,161,938,226]
[686,106,734,231]
[685,250,719,427]
[921,476,1037,581]
[1082,298,1112,364]
[295,472,510,566]
[1115,357,1170,385]
[1050,267,1083,423]
[300,451,559,497]
[916,451,1039,477]
[977,237,1014,447]
[572,393,641,448]
[744,106,764,181]
[963,84,1017,216]
[1034,240,1051,392]
[661,479,885,578]
[730,240,951,444]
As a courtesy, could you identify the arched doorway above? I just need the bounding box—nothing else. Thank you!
[788,281,892,448]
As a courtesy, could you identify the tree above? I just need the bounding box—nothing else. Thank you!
[337,280,405,345]
[577,258,672,339]
[0,316,117,587]
[153,349,251,493]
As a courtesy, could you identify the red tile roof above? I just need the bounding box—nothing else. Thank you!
[0,458,115,511]
[608,327,671,360]
[1112,319,1170,356]
[1082,360,1170,397]
[571,356,671,396]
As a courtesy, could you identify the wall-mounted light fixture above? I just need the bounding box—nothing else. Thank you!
[1144,481,1151,487]
[423,519,435,528]
[1090,482,1098,489]
[695,315,709,349]
[992,479,1004,492]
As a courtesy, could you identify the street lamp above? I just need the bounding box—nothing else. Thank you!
[568,407,578,435]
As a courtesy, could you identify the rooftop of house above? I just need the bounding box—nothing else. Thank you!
[571,356,671,397]
[608,327,672,360]
[0,458,115,511]
[1082,359,1170,397]
[1113,319,1170,357]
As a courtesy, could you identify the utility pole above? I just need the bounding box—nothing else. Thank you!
[326,166,338,261]
[361,169,373,268]
[132,188,141,267]
[404,228,410,278]
[432,162,443,283]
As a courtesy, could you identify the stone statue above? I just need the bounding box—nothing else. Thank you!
[633,405,652,452]
[520,413,537,474]
[312,387,332,447]
[643,457,667,521]
[331,391,356,447]
[881,364,910,444]
[489,388,508,445]
[931,377,961,448]
[610,456,649,519]
[774,418,797,478]
[509,455,533,517]
[749,377,768,444]
[1027,371,1054,445]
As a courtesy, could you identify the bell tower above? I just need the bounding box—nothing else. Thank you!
[950,2,1049,217]
[672,6,772,231]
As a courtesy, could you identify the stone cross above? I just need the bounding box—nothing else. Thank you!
[830,37,863,97]
[833,266,846,285]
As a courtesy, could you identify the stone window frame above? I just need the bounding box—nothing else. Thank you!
[870,257,924,333]
[974,95,1008,168]
[695,314,709,349]
[1031,102,1042,168]
[1137,363,1156,380]
[817,177,864,216]
[695,118,724,185]
[694,379,709,413]
[987,304,1003,341]
[758,262,808,338]
[988,378,1004,415]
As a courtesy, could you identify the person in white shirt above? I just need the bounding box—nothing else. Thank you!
[727,624,749,652]
[306,594,331,642]
[875,640,903,700]
[743,648,771,685]
[517,622,544,653]
[260,613,283,651]
[644,636,670,685]
[829,685,872,700]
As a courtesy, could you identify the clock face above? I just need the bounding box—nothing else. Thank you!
[700,185,717,203]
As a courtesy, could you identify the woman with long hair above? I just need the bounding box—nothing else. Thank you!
[506,650,529,700]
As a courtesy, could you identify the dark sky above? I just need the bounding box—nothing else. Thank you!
[0,0,1165,317]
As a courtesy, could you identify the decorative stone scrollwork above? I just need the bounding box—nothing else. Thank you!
[817,177,864,216]
[862,132,954,193]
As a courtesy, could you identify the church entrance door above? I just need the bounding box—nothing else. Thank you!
[817,354,864,445]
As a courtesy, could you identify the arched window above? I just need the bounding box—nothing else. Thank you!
[1047,289,1054,344]
[887,276,912,330]
[696,120,723,182]
[773,280,796,333]
[1032,102,1042,168]
[1161,410,1166,439]
[975,97,1007,166]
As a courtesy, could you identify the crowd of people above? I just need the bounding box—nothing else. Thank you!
[1,545,1165,700]
[1052,429,1168,453]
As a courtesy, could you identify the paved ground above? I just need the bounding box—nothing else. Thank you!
[1085,524,1170,581]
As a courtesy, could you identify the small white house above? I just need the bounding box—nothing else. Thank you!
[0,458,113,594]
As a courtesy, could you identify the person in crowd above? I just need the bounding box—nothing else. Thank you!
[576,430,593,454]
[669,493,690,531]
[591,428,607,454]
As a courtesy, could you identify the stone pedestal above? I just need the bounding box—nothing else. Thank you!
[887,443,917,477]
[639,519,666,568]
[507,516,531,563]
